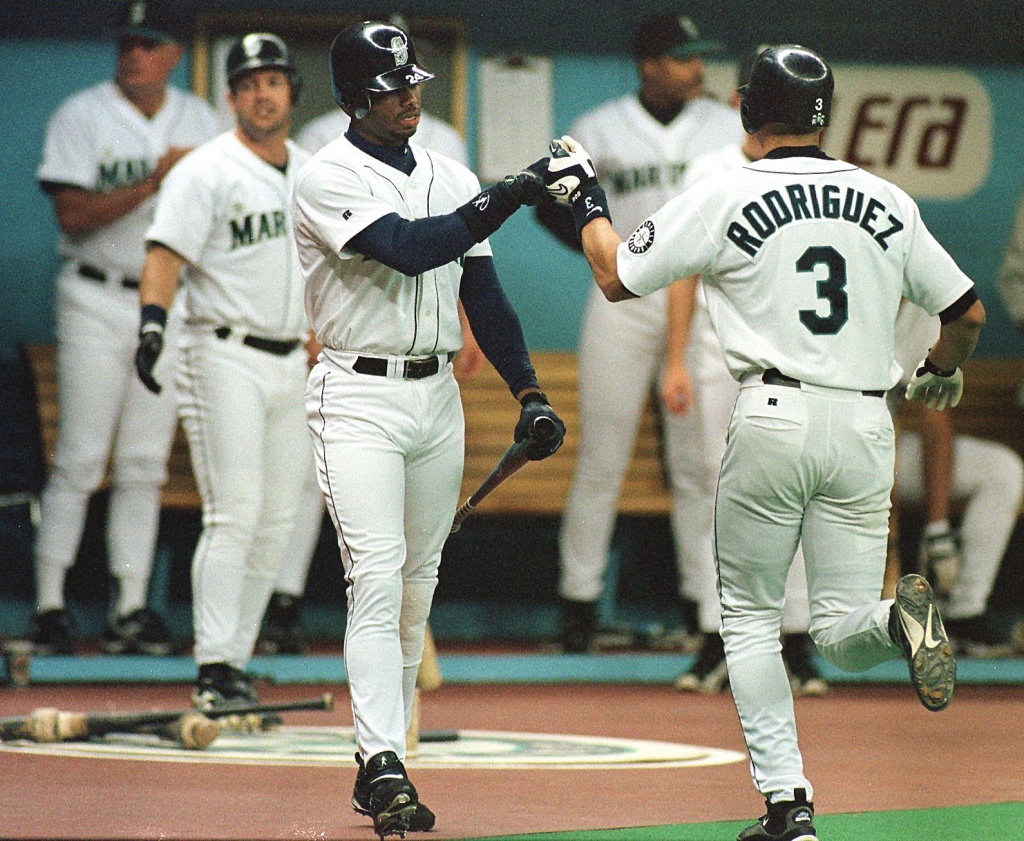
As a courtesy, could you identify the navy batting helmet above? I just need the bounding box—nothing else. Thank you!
[739,44,833,134]
[330,21,434,118]
[226,33,303,103]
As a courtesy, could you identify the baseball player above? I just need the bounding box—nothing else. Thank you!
[535,12,745,652]
[891,300,1023,656]
[28,0,219,655]
[135,33,314,712]
[292,21,564,838]
[662,55,824,695]
[544,44,984,840]
[259,99,474,656]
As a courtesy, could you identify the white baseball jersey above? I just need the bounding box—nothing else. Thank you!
[297,109,467,165]
[293,135,486,355]
[37,80,220,277]
[618,154,976,391]
[146,131,309,340]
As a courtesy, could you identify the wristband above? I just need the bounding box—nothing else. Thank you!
[569,184,611,234]
[140,303,167,332]
[921,356,957,378]
[519,390,549,407]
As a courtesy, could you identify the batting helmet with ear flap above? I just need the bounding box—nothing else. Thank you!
[329,20,434,119]
[226,32,303,104]
[739,44,833,134]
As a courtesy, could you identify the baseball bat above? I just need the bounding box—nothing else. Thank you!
[0,693,333,745]
[417,623,443,691]
[450,415,558,533]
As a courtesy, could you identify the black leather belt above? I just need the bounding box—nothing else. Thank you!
[762,368,884,398]
[214,326,300,356]
[353,353,454,380]
[78,262,140,290]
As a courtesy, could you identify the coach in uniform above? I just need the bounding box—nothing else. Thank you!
[135,33,314,713]
[536,12,744,652]
[28,0,218,655]
[545,45,983,839]
[292,21,565,838]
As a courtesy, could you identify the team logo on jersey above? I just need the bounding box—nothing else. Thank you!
[627,220,655,254]
[391,35,408,67]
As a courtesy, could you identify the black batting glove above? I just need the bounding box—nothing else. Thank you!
[456,157,551,242]
[546,135,611,234]
[515,391,566,461]
[135,304,167,395]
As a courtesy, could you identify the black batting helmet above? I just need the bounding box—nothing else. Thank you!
[739,44,833,134]
[330,21,434,117]
[226,32,303,103]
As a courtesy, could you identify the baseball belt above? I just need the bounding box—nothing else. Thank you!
[762,367,884,398]
[213,326,300,356]
[353,352,456,380]
[77,262,140,290]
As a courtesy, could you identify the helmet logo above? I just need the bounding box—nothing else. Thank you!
[242,34,264,60]
[811,97,826,126]
[129,1,145,26]
[678,16,700,40]
[390,35,408,67]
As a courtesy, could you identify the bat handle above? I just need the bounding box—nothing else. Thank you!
[450,498,475,533]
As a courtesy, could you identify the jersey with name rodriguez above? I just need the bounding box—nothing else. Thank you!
[292,135,488,357]
[616,153,975,392]
[145,131,309,340]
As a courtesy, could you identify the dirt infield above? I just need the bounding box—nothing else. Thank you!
[0,681,1020,839]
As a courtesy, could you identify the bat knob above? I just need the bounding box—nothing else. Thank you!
[531,415,558,442]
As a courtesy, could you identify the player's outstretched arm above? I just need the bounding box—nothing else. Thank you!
[543,136,635,302]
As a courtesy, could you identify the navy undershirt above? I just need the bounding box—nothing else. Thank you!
[342,127,538,396]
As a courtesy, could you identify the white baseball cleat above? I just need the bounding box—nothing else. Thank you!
[889,573,957,711]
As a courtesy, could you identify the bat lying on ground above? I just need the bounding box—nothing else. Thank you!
[450,415,558,533]
[0,693,333,750]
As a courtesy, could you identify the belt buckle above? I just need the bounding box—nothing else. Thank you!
[403,357,437,379]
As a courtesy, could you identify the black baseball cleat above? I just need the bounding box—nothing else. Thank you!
[351,752,435,833]
[674,631,729,693]
[782,633,829,697]
[737,788,817,840]
[559,598,597,653]
[889,573,956,711]
[257,592,306,655]
[356,751,427,839]
[102,607,176,655]
[192,662,282,730]
[26,608,77,655]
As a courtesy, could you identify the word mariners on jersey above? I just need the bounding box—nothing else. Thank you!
[726,183,905,257]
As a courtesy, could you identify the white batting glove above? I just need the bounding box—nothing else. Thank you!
[905,357,964,411]
[545,135,598,204]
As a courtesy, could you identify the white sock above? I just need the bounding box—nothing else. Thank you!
[35,561,67,612]
[115,576,149,618]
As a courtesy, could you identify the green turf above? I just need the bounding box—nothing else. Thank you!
[464,801,1023,840]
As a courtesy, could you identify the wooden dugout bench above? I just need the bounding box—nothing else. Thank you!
[21,344,1024,518]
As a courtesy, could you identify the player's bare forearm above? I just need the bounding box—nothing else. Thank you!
[928,299,985,371]
[52,181,158,236]
[580,218,637,302]
[139,243,186,310]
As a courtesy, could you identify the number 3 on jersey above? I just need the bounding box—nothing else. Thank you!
[797,245,848,335]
